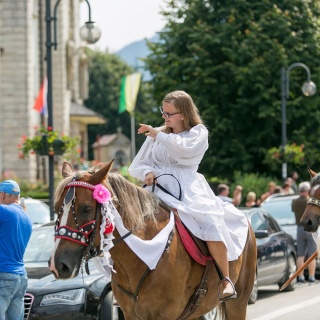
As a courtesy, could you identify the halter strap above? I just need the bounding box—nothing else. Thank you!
[307,197,320,208]
[65,181,95,190]
[55,180,99,247]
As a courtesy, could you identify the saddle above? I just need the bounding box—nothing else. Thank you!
[174,211,211,264]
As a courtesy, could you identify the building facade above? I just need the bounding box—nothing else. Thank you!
[0,0,104,183]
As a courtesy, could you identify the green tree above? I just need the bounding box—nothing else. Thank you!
[145,0,320,180]
[84,49,156,159]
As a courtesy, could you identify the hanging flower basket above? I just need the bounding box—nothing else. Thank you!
[18,126,78,158]
[265,143,305,167]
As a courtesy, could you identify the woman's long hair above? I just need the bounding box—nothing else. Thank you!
[161,90,204,134]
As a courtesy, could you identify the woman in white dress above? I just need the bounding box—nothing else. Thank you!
[128,90,248,301]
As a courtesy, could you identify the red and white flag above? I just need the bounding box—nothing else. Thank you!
[33,77,47,115]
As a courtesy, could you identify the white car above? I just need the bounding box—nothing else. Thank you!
[20,197,52,228]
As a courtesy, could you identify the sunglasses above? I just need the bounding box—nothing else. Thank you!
[159,106,182,119]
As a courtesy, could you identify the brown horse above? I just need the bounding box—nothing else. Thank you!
[301,168,320,232]
[49,161,256,320]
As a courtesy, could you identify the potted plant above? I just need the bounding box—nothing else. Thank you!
[19,126,79,158]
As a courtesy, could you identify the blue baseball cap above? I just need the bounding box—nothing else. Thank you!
[0,180,20,195]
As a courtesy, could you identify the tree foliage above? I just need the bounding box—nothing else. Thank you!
[84,49,156,159]
[145,0,320,180]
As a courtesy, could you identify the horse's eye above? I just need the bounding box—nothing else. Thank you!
[83,205,92,213]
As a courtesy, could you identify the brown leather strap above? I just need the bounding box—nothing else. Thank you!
[177,260,211,320]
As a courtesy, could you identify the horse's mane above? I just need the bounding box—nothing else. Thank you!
[108,172,161,231]
[54,168,163,231]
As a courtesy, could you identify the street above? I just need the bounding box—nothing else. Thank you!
[247,282,320,320]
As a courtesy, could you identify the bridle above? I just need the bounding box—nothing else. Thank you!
[307,197,320,208]
[55,181,100,246]
[54,180,104,273]
[54,178,132,275]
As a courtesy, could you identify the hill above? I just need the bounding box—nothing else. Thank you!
[116,34,159,81]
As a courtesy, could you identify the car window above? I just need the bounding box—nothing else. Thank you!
[24,226,55,262]
[263,213,281,234]
[250,212,267,232]
[261,199,296,226]
[25,201,51,224]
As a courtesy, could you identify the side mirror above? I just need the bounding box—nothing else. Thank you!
[254,230,269,239]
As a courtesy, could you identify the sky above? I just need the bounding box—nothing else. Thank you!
[80,0,167,52]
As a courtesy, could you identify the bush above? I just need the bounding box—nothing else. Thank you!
[19,180,49,199]
[230,171,281,206]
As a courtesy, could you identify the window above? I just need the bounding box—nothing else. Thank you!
[251,212,267,232]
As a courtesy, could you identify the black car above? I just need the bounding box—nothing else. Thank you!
[23,222,123,320]
[240,207,297,304]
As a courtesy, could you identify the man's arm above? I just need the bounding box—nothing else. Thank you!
[232,185,243,206]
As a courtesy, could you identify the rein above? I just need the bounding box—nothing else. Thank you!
[143,173,182,201]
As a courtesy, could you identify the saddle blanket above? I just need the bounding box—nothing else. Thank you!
[93,202,175,279]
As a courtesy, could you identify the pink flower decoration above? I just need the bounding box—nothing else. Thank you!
[93,184,111,203]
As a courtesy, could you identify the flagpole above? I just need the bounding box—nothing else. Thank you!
[130,112,136,161]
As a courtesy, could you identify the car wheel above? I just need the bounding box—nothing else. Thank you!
[100,290,115,320]
[278,254,296,292]
[200,308,218,320]
[248,270,258,304]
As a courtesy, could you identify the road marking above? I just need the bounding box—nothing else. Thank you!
[252,296,320,320]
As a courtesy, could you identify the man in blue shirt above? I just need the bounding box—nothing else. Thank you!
[0,180,32,320]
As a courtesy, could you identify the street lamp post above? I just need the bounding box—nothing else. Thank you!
[280,62,316,180]
[45,0,101,219]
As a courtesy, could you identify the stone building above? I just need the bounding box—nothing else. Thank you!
[0,0,105,183]
[92,128,131,169]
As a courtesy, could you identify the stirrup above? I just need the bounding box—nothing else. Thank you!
[218,276,237,302]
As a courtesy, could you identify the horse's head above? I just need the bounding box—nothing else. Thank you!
[300,168,320,232]
[48,160,114,279]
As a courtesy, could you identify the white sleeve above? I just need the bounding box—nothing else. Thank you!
[128,137,161,181]
[155,124,208,164]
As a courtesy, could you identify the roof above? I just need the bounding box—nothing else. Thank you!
[262,193,299,203]
[70,102,106,125]
[91,129,131,148]
[92,134,118,148]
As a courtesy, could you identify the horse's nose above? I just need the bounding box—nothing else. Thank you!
[301,217,318,232]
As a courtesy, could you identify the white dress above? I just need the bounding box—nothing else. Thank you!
[128,124,248,261]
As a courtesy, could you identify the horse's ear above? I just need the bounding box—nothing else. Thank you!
[88,160,114,185]
[308,167,317,178]
[62,162,74,178]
